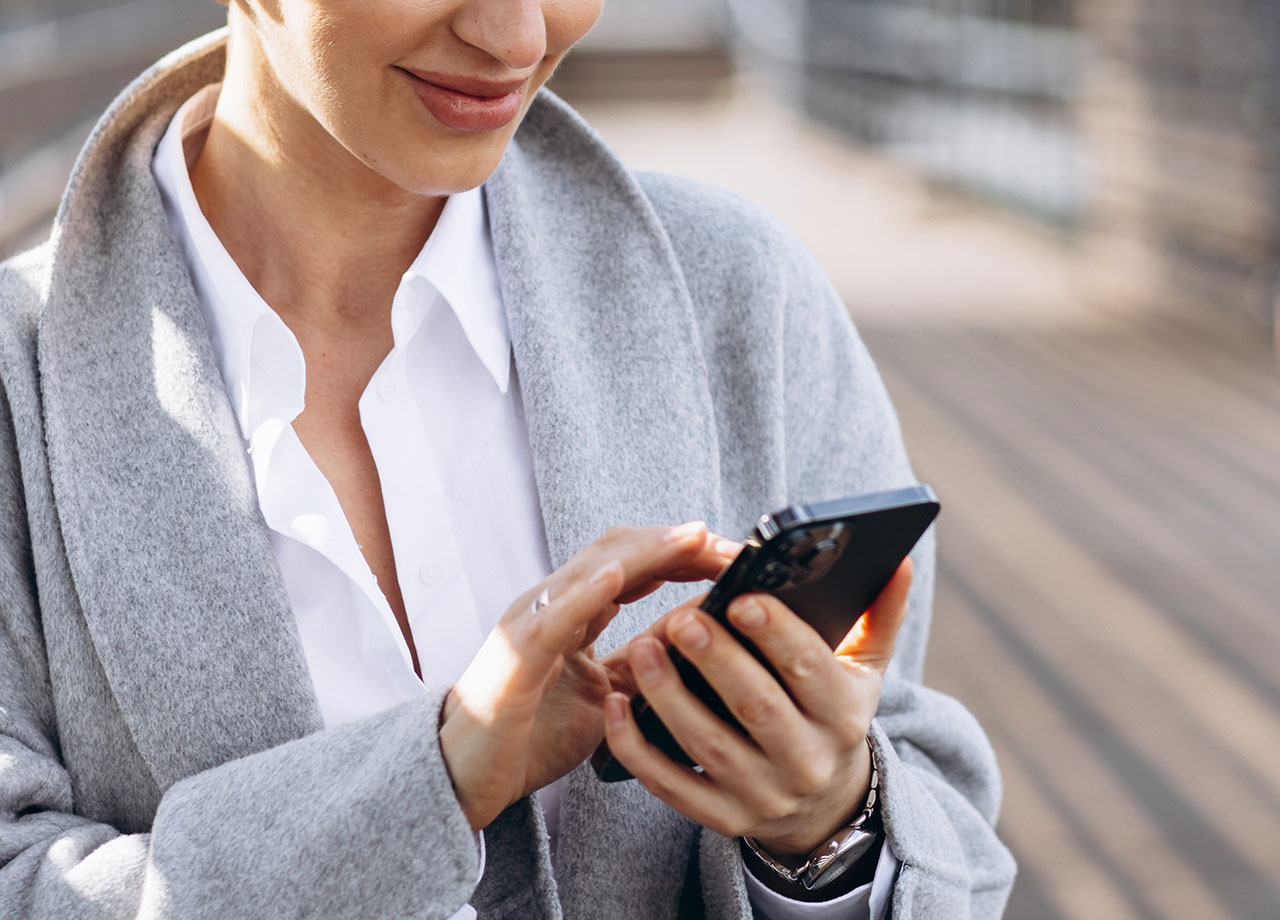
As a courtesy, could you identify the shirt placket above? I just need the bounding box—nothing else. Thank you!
[359,287,487,690]
[247,314,427,709]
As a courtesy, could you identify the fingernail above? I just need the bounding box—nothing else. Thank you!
[714,538,742,557]
[732,597,767,632]
[605,694,628,728]
[633,640,665,683]
[674,612,711,653]
[665,520,706,543]
[590,561,622,585]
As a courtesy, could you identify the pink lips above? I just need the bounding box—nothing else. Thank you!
[399,68,527,132]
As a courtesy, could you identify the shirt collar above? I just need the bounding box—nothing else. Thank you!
[153,83,305,443]
[406,188,512,394]
[151,84,512,445]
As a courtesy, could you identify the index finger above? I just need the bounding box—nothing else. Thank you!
[566,524,739,605]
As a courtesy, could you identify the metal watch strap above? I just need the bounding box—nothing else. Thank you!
[741,738,882,891]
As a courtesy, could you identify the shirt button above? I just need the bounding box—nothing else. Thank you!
[376,376,395,402]
[419,563,445,587]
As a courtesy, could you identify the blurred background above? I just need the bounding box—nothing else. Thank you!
[2,1,1278,917]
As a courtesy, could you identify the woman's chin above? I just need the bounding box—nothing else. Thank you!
[374,135,511,198]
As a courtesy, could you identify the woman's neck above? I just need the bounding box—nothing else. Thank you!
[190,30,445,336]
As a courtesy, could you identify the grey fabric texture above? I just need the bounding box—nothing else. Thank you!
[0,30,1014,920]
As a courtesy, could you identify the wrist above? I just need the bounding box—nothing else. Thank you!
[750,733,874,857]
[741,737,883,894]
[437,691,492,833]
[742,827,884,902]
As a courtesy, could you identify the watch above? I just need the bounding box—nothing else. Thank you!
[741,739,883,891]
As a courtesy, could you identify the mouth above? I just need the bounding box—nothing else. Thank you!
[397,67,528,133]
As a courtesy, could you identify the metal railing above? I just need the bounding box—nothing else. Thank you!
[729,0,1087,225]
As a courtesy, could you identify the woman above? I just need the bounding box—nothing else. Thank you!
[0,1,1014,918]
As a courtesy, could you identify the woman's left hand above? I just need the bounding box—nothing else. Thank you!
[601,558,913,858]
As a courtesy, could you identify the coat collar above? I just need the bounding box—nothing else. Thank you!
[38,31,323,792]
[38,28,723,914]
[484,90,724,649]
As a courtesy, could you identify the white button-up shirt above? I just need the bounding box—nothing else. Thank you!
[153,84,891,920]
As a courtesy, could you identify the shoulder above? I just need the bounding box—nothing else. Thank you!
[635,169,914,491]
[514,92,828,314]
[632,171,864,394]
[631,170,854,378]
[635,171,822,302]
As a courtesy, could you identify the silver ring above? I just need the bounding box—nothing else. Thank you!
[531,588,552,616]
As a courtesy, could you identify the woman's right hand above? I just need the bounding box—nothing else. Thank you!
[438,522,740,831]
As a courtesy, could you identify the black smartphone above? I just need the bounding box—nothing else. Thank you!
[592,485,940,782]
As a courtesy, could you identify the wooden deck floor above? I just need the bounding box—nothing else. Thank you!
[860,314,1280,920]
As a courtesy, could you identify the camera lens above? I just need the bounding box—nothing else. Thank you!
[773,529,814,556]
[754,561,792,591]
[799,539,841,573]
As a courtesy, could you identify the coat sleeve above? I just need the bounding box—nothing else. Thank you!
[0,325,480,918]
[637,173,1017,919]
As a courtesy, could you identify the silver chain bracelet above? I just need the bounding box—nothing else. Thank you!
[741,738,882,891]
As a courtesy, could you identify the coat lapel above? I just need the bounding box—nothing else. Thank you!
[485,92,726,920]
[37,32,321,793]
[486,91,725,650]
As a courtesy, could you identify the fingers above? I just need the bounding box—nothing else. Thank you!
[504,561,626,693]
[493,520,741,704]
[560,523,740,607]
[600,558,913,854]
[601,683,761,835]
[621,636,798,806]
[723,593,865,728]
[604,670,837,844]
[833,557,914,668]
[653,535,743,582]
[606,631,832,835]
[666,606,830,760]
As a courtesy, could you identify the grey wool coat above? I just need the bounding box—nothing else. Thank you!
[0,31,1014,920]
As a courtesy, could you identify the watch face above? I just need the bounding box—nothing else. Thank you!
[802,828,881,890]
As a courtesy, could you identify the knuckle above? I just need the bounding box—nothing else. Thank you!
[560,557,589,583]
[671,532,703,556]
[690,734,735,775]
[573,556,601,582]
[758,790,799,824]
[721,815,752,839]
[737,691,783,730]
[785,647,824,682]
[791,758,832,795]
[601,525,630,545]
[522,614,551,647]
[639,771,678,803]
[836,716,869,747]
